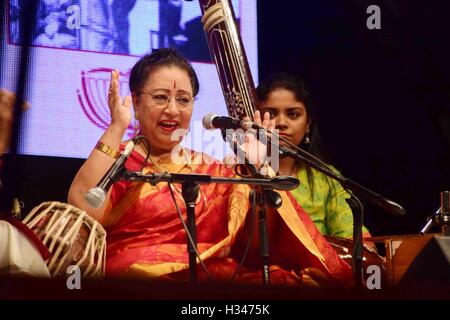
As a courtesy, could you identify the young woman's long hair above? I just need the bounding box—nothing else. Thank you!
[256,73,336,194]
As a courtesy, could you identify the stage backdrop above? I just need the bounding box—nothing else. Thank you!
[1,0,258,159]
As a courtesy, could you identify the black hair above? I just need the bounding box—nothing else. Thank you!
[129,48,199,97]
[257,73,336,195]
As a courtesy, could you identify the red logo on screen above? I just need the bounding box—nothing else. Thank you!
[77,68,134,138]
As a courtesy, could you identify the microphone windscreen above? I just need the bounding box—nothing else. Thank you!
[202,113,216,130]
[85,187,106,208]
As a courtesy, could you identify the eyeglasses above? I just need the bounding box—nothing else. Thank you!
[138,92,194,110]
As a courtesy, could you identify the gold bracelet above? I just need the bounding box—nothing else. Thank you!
[95,141,120,159]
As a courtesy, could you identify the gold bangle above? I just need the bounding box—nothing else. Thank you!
[95,141,120,159]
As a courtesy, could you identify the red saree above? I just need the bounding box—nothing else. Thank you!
[103,148,353,287]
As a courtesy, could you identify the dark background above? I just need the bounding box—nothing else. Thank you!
[257,0,450,236]
[12,0,450,237]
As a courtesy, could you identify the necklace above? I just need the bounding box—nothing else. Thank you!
[147,147,206,207]
[148,147,194,173]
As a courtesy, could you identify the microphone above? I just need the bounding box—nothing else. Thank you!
[202,113,258,130]
[85,140,135,208]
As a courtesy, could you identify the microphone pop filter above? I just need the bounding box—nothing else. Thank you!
[202,112,216,130]
[85,187,106,208]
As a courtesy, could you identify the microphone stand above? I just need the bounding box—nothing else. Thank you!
[222,128,279,285]
[232,158,282,286]
[215,121,405,286]
[278,143,406,288]
[420,207,442,235]
[250,184,283,286]
[182,182,200,283]
[420,191,450,236]
[123,171,299,284]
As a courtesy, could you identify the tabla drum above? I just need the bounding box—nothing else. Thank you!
[22,201,106,278]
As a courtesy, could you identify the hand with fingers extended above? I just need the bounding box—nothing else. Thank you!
[237,110,275,172]
[108,70,132,132]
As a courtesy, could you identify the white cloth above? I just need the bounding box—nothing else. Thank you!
[0,220,50,277]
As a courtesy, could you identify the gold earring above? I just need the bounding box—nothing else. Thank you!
[134,118,140,136]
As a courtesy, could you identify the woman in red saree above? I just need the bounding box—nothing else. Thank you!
[68,48,353,287]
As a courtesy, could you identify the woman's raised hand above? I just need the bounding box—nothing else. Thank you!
[240,110,275,170]
[108,70,132,132]
[249,109,275,132]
